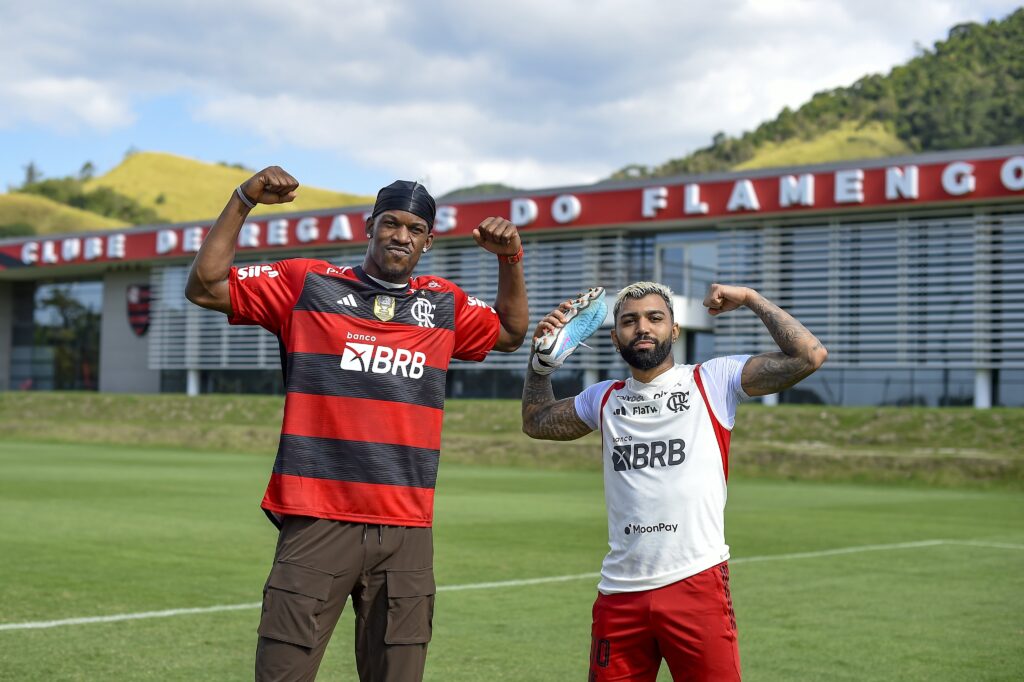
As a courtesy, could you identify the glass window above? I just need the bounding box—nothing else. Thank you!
[996,370,1024,407]
[656,239,717,298]
[203,369,283,395]
[686,331,716,364]
[685,243,716,299]
[780,368,840,405]
[10,280,103,391]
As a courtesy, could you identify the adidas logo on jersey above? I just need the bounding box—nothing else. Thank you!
[337,294,358,307]
[340,335,426,379]
[611,439,686,472]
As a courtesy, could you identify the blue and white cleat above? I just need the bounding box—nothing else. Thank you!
[531,287,607,375]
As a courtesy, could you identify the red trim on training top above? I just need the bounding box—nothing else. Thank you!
[693,365,731,481]
[598,381,627,437]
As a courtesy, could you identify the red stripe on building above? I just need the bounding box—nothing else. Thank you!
[4,152,1021,270]
[262,473,436,527]
[281,393,443,450]
[693,365,731,481]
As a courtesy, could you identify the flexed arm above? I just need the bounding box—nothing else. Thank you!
[185,166,299,315]
[473,218,528,351]
[704,283,828,397]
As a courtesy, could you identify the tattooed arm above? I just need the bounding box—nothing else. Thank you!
[522,371,593,440]
[704,283,828,397]
[521,302,594,441]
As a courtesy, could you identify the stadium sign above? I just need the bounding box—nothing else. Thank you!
[2,153,1023,271]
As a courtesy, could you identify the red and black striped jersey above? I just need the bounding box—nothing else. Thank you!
[228,258,500,527]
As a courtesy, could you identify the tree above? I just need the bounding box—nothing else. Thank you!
[22,162,42,186]
[607,8,1024,180]
[0,222,36,237]
[78,161,95,181]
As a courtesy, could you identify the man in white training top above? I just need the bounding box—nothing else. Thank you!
[522,281,827,681]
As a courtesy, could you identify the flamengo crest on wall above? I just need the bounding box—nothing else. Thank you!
[3,152,1024,271]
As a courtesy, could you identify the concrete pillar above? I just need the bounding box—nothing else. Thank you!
[187,369,200,397]
[0,282,10,390]
[583,368,599,387]
[99,270,161,393]
[762,393,779,407]
[974,369,992,409]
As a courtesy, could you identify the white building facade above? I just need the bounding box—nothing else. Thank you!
[2,146,1022,407]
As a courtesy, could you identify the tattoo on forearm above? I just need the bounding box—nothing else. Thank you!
[742,352,816,394]
[742,294,826,395]
[522,369,592,441]
[746,296,818,357]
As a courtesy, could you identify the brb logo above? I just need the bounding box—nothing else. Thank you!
[611,439,685,472]
[340,332,426,379]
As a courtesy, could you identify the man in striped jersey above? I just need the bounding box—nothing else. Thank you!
[522,282,827,681]
[186,167,528,681]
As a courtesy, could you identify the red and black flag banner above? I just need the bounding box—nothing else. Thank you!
[126,284,151,337]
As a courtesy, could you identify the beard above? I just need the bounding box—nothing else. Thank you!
[618,335,674,370]
[372,246,418,282]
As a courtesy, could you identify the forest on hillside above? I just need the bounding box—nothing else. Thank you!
[612,9,1024,179]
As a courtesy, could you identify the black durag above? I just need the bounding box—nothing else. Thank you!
[370,180,436,230]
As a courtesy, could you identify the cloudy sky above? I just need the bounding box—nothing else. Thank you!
[1,0,1019,196]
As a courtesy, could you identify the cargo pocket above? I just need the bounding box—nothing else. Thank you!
[384,567,436,645]
[257,561,334,649]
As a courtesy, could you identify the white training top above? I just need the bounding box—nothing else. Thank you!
[574,356,750,594]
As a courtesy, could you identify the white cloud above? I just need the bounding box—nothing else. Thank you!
[0,0,1018,193]
[0,77,134,131]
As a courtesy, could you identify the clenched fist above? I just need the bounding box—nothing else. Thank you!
[703,283,752,316]
[239,166,300,206]
[472,217,521,257]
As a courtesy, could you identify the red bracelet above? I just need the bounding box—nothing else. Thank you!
[500,246,524,264]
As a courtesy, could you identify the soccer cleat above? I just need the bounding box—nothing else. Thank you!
[531,287,607,375]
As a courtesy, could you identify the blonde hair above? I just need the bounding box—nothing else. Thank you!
[613,281,674,321]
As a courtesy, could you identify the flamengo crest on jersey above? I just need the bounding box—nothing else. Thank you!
[595,363,730,594]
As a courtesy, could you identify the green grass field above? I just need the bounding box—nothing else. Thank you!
[2,393,1021,489]
[0,440,1021,681]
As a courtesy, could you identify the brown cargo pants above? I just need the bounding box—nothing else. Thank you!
[254,516,435,682]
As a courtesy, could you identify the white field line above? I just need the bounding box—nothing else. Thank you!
[437,572,598,592]
[943,539,1024,551]
[2,538,1020,632]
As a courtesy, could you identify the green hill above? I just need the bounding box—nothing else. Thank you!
[0,193,128,237]
[84,152,373,224]
[733,120,912,171]
[440,182,521,200]
[612,8,1024,179]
